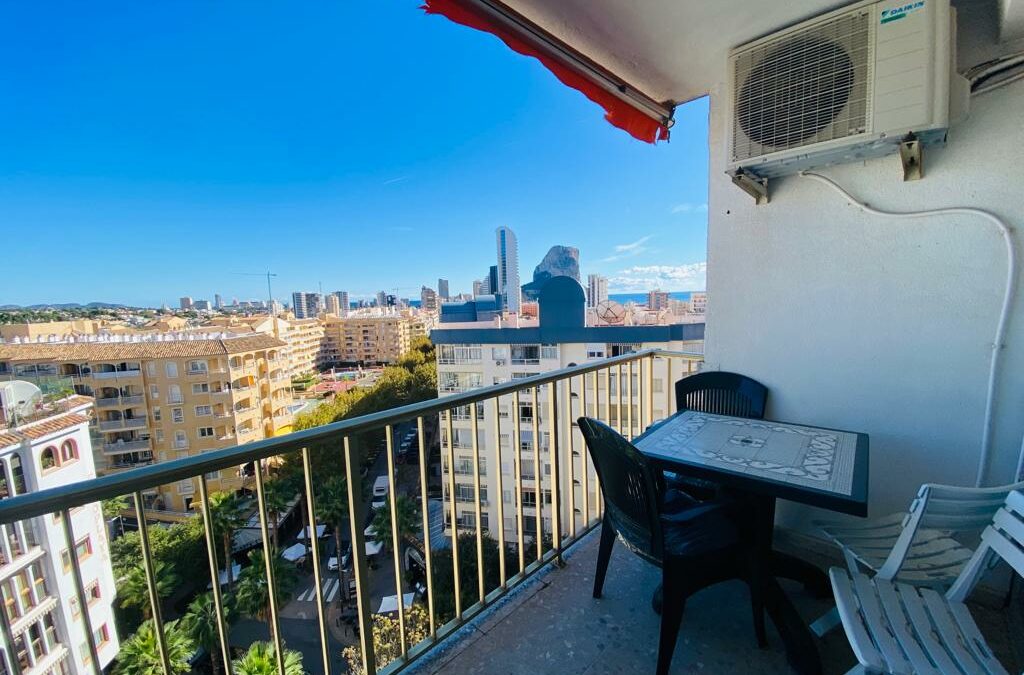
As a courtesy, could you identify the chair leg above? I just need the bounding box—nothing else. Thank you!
[749,570,768,649]
[593,516,616,599]
[656,565,687,675]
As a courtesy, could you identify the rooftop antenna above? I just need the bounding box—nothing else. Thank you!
[232,271,279,336]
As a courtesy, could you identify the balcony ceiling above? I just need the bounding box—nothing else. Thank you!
[498,0,865,104]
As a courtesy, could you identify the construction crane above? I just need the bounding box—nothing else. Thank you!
[231,271,278,308]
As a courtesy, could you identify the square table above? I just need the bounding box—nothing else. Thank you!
[634,410,870,675]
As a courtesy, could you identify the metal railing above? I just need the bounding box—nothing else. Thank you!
[0,349,700,675]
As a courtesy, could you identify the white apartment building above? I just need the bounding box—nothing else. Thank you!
[432,277,704,545]
[0,392,119,675]
[495,226,521,314]
[586,274,608,309]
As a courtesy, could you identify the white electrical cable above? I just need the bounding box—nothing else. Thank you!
[799,171,1017,487]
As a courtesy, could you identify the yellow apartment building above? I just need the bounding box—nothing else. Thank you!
[204,315,326,377]
[322,311,431,365]
[0,319,107,341]
[0,333,292,513]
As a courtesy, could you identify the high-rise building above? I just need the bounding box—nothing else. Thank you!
[690,292,707,314]
[421,286,439,312]
[472,279,484,297]
[291,291,320,319]
[0,390,121,674]
[488,265,499,297]
[179,296,193,310]
[194,299,212,311]
[333,291,350,316]
[214,294,223,309]
[587,274,608,308]
[495,226,521,314]
[432,277,704,544]
[647,289,670,311]
[437,279,449,301]
[375,291,387,308]
[325,294,341,316]
[0,332,293,513]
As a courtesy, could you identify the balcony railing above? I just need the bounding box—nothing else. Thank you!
[102,439,151,454]
[0,349,700,675]
[98,418,147,431]
[95,394,144,408]
[91,369,142,379]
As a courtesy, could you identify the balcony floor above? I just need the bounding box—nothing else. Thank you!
[409,528,1023,675]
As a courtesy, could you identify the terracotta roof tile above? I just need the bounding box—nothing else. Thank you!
[0,412,91,449]
[0,334,286,362]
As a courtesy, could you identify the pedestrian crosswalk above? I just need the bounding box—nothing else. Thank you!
[295,578,342,603]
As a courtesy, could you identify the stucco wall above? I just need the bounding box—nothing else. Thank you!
[703,76,1024,528]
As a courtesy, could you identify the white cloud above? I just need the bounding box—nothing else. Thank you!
[670,202,708,214]
[601,235,653,262]
[608,262,707,292]
[382,176,409,185]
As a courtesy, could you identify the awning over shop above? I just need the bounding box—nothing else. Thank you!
[421,0,674,143]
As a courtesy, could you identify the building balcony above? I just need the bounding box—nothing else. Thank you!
[102,439,151,454]
[98,417,147,431]
[95,394,144,407]
[90,369,141,380]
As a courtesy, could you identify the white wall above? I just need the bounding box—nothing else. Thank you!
[703,74,1024,527]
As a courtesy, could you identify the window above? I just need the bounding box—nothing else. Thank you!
[491,347,509,361]
[510,345,540,365]
[439,372,482,393]
[198,427,214,438]
[40,447,58,471]
[61,536,92,570]
[205,470,220,480]
[93,624,110,647]
[174,430,188,449]
[172,408,184,423]
[149,384,159,399]
[168,385,183,404]
[586,343,606,359]
[609,343,641,357]
[146,362,157,376]
[155,429,164,443]
[437,344,482,365]
[152,407,161,422]
[60,439,78,463]
[165,362,178,378]
[540,344,558,360]
[192,382,210,394]
[188,360,208,374]
[195,405,212,416]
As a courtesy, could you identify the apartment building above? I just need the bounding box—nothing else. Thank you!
[322,311,431,365]
[0,321,106,342]
[291,292,321,320]
[0,392,119,674]
[204,315,326,377]
[431,277,704,543]
[420,287,438,312]
[495,226,521,314]
[647,289,670,311]
[586,274,608,309]
[0,333,292,513]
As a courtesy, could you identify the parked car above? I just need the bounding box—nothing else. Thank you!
[371,475,389,509]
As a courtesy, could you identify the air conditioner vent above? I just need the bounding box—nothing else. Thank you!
[732,10,873,163]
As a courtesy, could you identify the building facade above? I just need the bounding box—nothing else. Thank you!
[437,279,449,301]
[291,292,321,320]
[0,333,292,513]
[178,297,192,310]
[332,291,349,317]
[586,275,608,308]
[420,287,438,313]
[495,226,521,314]
[431,277,704,545]
[0,394,119,675]
[647,290,670,311]
[322,311,431,365]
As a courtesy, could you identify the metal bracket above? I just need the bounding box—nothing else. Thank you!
[899,133,923,181]
[730,169,769,205]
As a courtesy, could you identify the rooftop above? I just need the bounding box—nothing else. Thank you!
[0,332,286,360]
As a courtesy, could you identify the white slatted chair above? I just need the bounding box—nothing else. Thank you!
[818,481,1024,587]
[829,489,1024,674]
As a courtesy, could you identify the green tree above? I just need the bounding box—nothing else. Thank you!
[181,592,234,675]
[114,619,194,675]
[118,560,178,619]
[261,477,292,551]
[235,550,298,621]
[370,495,421,550]
[110,516,206,581]
[207,491,244,588]
[315,475,350,588]
[343,604,431,675]
[232,642,303,675]
[430,534,521,624]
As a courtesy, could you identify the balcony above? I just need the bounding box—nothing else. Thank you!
[91,368,141,380]
[102,439,151,454]
[96,394,145,408]
[98,417,147,431]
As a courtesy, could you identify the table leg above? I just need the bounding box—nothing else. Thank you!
[772,551,832,598]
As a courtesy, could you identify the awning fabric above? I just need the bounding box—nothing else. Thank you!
[422,0,672,143]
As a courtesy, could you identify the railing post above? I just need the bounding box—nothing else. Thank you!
[300,448,333,675]
[532,387,543,562]
[253,466,286,675]
[470,413,485,603]
[198,478,235,675]
[133,493,173,675]
[627,359,634,441]
[384,424,408,660]
[416,416,437,638]
[564,378,576,540]
[492,398,507,587]
[444,410,463,618]
[616,363,624,436]
[61,509,102,675]
[344,436,376,675]
[547,381,562,566]
[0,565,23,675]
[512,390,525,573]
[646,354,655,429]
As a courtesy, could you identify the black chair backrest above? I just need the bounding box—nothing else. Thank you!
[675,371,768,420]
[578,417,663,560]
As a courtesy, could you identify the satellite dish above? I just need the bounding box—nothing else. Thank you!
[595,300,626,325]
[1,381,43,423]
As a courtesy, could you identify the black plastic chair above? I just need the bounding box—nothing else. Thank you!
[578,417,766,675]
[669,371,769,500]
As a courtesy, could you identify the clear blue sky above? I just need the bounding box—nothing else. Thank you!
[0,2,708,308]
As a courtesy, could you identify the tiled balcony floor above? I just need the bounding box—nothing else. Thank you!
[409,528,1023,675]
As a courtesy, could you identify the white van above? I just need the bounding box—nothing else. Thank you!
[371,475,389,509]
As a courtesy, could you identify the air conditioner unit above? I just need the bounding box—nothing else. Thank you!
[726,0,969,195]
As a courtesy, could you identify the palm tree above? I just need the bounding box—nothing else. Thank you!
[315,475,349,587]
[114,619,194,675]
[118,560,178,619]
[181,592,234,675]
[261,477,292,552]
[232,641,303,675]
[235,550,299,621]
[207,491,244,588]
[370,495,421,550]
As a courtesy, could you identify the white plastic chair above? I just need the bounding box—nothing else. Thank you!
[828,489,1023,674]
[818,481,1024,587]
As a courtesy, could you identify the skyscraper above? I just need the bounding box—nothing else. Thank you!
[437,278,449,300]
[421,286,439,311]
[214,293,223,309]
[179,296,193,310]
[325,294,341,315]
[292,291,320,319]
[333,290,349,316]
[495,226,521,313]
[488,265,499,297]
[647,289,670,311]
[587,274,608,308]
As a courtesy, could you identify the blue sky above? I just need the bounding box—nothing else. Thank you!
[0,2,708,307]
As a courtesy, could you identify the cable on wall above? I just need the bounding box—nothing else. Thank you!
[799,171,1017,488]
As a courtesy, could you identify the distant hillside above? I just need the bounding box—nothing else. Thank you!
[0,302,131,310]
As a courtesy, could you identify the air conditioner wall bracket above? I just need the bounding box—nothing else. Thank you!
[730,169,769,205]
